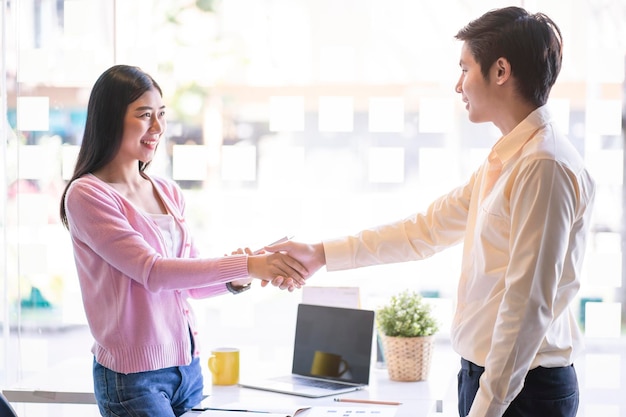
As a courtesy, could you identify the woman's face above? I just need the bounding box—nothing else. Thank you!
[119,87,166,164]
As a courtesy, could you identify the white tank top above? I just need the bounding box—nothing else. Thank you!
[149,213,182,258]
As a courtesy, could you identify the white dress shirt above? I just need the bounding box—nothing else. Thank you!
[323,105,596,417]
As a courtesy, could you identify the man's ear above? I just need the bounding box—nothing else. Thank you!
[494,58,511,85]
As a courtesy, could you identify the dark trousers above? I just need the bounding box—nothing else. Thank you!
[457,358,579,417]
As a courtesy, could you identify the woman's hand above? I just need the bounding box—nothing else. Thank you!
[257,240,325,291]
[247,252,308,292]
[265,240,326,277]
[228,247,253,288]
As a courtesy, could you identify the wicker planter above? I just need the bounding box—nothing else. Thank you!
[381,334,434,381]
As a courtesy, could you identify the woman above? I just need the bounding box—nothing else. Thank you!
[59,64,307,417]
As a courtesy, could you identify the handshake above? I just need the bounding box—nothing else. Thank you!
[235,236,326,292]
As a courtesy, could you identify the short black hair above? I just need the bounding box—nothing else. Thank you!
[455,6,563,107]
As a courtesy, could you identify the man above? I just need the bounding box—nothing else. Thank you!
[268,6,595,417]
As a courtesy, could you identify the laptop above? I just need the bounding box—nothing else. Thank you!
[239,303,375,398]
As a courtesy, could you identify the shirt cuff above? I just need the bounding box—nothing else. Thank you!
[467,387,509,417]
[322,237,354,271]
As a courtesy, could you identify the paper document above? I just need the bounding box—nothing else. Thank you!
[199,410,286,417]
[202,401,311,417]
[306,407,398,417]
[301,286,361,308]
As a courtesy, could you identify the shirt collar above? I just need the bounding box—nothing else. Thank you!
[490,105,552,165]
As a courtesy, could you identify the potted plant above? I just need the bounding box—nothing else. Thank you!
[376,289,440,381]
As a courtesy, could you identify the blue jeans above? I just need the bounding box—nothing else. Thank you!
[457,358,579,417]
[93,357,204,417]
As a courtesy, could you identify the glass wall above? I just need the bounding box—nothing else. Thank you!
[1,0,624,414]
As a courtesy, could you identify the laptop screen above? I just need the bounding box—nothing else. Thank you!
[291,304,375,385]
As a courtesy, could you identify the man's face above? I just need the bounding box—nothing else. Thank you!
[455,42,499,124]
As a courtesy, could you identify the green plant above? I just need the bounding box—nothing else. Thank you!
[376,289,439,337]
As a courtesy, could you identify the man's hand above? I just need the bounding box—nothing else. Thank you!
[266,240,326,274]
[247,251,308,292]
[259,240,326,290]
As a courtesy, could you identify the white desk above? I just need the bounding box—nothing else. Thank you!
[5,340,458,417]
[182,351,459,417]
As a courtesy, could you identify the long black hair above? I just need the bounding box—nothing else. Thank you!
[59,65,162,228]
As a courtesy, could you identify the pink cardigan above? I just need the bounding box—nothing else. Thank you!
[65,173,249,374]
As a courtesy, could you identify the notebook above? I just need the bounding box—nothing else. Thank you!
[239,303,375,398]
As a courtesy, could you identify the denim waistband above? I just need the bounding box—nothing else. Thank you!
[461,358,485,373]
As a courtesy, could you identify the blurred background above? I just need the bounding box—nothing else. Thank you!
[0,0,624,415]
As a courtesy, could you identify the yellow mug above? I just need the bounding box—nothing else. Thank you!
[208,347,240,385]
[310,350,349,378]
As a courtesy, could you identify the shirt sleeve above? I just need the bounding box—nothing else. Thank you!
[468,159,579,417]
[324,178,473,271]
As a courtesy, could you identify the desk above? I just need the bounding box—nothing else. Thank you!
[183,358,458,417]
[4,340,458,417]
